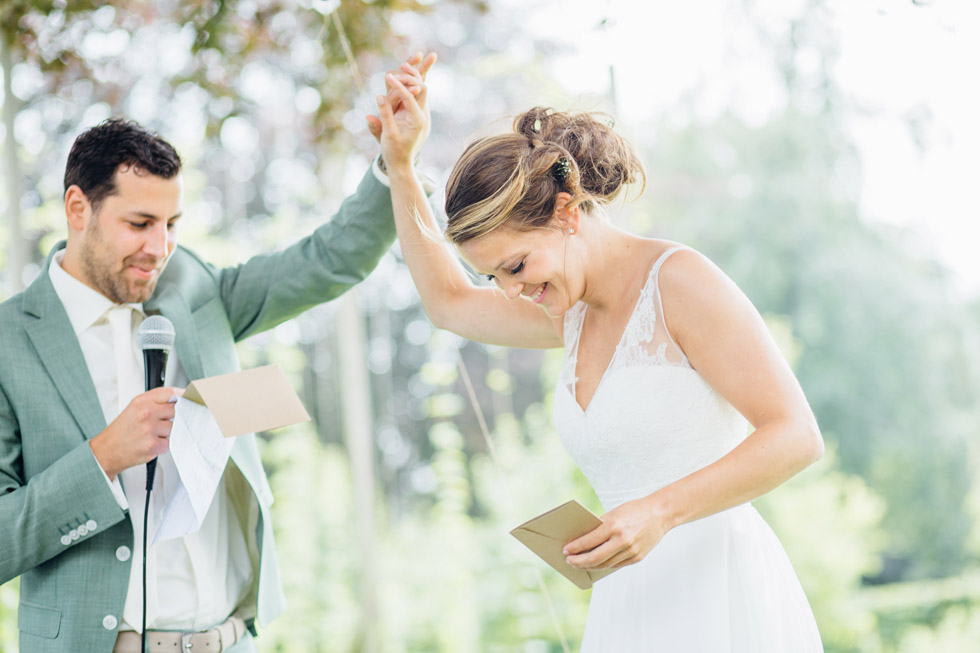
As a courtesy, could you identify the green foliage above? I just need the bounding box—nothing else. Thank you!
[894,605,980,653]
[0,577,18,651]
[757,446,887,652]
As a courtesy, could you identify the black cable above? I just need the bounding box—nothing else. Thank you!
[141,462,156,653]
[141,486,150,653]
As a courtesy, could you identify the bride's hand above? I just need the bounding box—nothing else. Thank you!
[374,73,428,171]
[366,52,436,145]
[563,496,673,570]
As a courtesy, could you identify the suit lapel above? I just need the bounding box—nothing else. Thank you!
[23,255,106,439]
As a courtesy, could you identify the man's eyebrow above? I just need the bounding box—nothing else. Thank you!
[127,211,183,220]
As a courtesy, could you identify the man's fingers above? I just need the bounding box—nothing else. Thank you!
[416,51,437,79]
[365,114,383,142]
[404,51,423,67]
[147,386,181,402]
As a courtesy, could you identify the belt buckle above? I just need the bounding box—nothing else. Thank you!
[180,633,195,652]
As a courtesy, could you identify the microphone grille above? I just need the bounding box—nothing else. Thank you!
[138,315,176,350]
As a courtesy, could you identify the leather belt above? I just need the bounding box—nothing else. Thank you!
[113,615,246,653]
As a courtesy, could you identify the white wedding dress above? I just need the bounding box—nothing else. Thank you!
[553,247,823,652]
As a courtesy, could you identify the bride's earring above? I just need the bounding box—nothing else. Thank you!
[569,228,575,234]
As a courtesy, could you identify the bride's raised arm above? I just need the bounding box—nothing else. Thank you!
[372,68,563,349]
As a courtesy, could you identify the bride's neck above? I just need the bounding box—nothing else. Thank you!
[577,222,649,314]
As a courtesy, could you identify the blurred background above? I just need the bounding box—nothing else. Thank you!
[1,0,978,651]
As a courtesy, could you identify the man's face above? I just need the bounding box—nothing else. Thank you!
[74,166,183,304]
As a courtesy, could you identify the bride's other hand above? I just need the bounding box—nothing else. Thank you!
[563,496,673,570]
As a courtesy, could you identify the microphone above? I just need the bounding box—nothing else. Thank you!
[137,315,175,489]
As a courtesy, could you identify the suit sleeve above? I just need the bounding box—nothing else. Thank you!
[217,167,398,342]
[0,382,127,584]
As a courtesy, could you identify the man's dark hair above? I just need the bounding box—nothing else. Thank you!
[63,119,182,211]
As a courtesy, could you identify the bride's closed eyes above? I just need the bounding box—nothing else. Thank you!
[485,259,525,283]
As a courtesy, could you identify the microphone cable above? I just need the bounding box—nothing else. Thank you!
[136,316,174,653]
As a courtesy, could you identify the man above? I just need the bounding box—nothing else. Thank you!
[0,53,434,652]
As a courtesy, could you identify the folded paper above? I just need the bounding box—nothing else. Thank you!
[183,364,310,438]
[510,499,616,589]
[155,364,310,542]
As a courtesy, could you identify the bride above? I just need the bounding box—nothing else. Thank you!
[373,57,824,651]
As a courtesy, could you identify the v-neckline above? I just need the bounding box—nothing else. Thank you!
[569,262,658,415]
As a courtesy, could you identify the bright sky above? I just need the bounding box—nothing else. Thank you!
[520,0,980,294]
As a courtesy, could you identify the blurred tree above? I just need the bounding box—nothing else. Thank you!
[0,0,461,297]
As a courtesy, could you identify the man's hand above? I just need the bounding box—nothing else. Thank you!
[89,387,182,480]
[366,51,436,145]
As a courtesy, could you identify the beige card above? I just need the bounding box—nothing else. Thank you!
[183,364,311,438]
[510,500,616,590]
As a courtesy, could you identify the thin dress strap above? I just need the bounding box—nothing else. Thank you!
[616,246,690,371]
[649,246,689,367]
[560,302,588,393]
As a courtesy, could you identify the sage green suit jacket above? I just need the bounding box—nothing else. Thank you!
[0,169,396,652]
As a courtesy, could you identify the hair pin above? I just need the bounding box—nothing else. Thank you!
[549,157,570,183]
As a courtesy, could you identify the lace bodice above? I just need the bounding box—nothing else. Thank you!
[553,247,749,509]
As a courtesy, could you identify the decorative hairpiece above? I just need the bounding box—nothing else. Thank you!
[549,157,570,184]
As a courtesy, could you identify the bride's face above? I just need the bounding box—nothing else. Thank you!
[458,223,580,317]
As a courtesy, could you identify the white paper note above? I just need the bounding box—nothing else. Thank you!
[153,397,235,543]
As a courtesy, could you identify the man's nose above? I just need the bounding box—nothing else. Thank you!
[143,222,169,258]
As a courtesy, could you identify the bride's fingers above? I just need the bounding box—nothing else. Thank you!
[399,62,423,82]
[415,76,428,109]
[564,522,610,556]
[387,70,423,91]
[566,538,619,569]
[596,547,640,570]
[385,74,423,116]
[375,94,396,130]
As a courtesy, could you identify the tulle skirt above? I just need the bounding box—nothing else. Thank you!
[580,503,822,652]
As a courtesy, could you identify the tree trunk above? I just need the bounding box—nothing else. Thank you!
[1,31,26,298]
[337,290,379,652]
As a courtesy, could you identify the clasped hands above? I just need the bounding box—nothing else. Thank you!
[366,51,436,171]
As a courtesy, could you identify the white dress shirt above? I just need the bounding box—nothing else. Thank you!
[49,252,252,632]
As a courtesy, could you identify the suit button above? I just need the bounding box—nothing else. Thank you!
[69,530,80,541]
[60,535,72,546]
[102,615,118,630]
[86,519,98,531]
[77,525,88,536]
[116,546,132,562]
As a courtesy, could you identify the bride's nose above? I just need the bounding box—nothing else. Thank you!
[499,278,524,300]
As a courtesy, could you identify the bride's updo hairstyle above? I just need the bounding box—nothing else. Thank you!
[444,107,645,246]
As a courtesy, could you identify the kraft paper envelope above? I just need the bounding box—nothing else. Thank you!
[183,364,310,437]
[510,500,616,590]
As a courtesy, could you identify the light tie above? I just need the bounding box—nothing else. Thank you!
[108,306,161,631]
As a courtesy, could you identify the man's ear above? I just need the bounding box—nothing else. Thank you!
[553,192,580,234]
[64,185,91,232]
